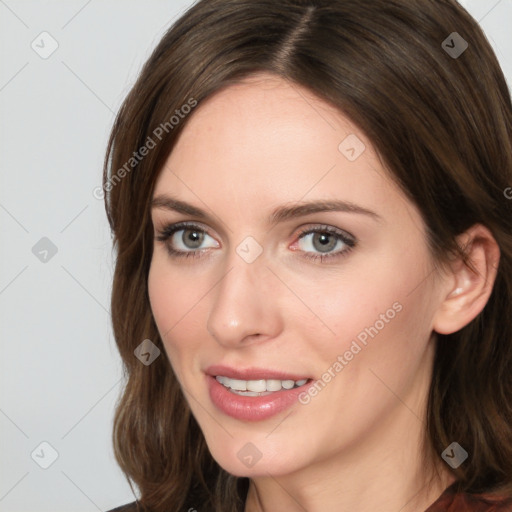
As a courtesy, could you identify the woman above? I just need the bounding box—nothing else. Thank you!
[104,0,512,510]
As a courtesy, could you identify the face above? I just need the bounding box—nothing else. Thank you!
[148,73,444,478]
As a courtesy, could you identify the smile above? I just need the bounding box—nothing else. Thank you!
[206,369,314,421]
[215,376,308,395]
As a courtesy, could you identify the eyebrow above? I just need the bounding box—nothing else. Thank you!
[151,195,382,225]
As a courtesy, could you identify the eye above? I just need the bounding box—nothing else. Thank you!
[155,222,356,263]
[292,225,356,262]
[155,222,219,259]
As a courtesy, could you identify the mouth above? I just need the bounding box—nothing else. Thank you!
[215,376,310,396]
[205,365,314,421]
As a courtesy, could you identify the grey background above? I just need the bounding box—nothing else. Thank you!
[0,1,511,511]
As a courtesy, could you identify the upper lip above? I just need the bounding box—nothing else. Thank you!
[206,364,311,381]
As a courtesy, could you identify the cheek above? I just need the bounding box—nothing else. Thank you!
[148,253,219,375]
[148,259,175,334]
[287,255,437,448]
[148,256,196,357]
[294,245,435,368]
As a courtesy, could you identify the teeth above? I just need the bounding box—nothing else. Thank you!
[215,376,309,393]
[266,379,283,391]
[247,379,266,392]
[230,379,247,391]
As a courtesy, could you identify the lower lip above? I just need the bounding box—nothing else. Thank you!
[207,375,311,421]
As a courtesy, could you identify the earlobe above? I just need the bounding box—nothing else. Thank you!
[433,224,500,335]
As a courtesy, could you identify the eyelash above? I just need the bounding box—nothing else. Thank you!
[155,221,356,263]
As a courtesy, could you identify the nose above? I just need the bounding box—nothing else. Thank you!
[206,255,283,348]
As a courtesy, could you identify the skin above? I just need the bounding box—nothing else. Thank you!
[148,73,499,512]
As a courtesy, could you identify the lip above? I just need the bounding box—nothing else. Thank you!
[205,365,313,422]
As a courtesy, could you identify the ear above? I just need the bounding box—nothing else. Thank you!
[433,224,500,335]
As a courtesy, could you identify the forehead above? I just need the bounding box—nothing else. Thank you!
[154,73,413,228]
[170,73,359,165]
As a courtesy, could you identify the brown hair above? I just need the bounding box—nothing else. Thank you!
[103,0,512,510]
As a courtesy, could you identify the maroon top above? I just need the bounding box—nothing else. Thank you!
[425,483,512,511]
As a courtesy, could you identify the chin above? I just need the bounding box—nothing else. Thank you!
[204,436,305,478]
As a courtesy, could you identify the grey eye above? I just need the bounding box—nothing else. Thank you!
[181,229,205,249]
[298,231,348,255]
[171,228,217,252]
[311,232,338,253]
